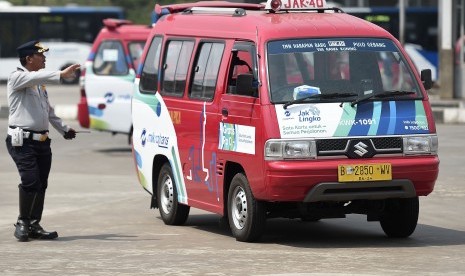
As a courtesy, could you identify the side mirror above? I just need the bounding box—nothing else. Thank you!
[421,69,433,90]
[236,73,254,97]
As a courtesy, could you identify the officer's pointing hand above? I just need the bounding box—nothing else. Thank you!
[60,64,80,80]
[64,128,77,140]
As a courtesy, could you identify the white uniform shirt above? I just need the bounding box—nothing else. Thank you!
[7,66,70,135]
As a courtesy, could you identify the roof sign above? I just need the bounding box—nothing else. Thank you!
[265,0,328,12]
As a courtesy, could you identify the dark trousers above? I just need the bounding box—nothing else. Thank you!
[5,136,52,193]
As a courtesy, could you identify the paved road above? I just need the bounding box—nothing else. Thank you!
[0,86,465,275]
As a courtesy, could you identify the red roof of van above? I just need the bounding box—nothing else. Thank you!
[153,7,393,42]
[98,22,151,41]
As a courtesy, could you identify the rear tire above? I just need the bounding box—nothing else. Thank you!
[227,173,266,242]
[379,197,419,238]
[157,163,190,225]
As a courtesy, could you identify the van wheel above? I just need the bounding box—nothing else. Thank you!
[157,163,190,225]
[61,64,80,84]
[379,197,419,238]
[227,173,266,242]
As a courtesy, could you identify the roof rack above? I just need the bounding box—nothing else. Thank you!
[183,7,247,17]
[154,1,263,15]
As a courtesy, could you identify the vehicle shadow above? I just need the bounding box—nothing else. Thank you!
[96,147,131,154]
[55,233,145,242]
[184,213,465,248]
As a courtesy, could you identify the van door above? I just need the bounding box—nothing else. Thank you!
[163,40,224,212]
[219,42,263,193]
[85,39,137,134]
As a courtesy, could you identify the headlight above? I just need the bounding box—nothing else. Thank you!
[403,135,438,155]
[265,139,316,160]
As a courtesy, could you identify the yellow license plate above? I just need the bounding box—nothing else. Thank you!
[338,163,392,182]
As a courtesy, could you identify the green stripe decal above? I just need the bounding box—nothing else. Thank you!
[334,103,357,136]
[415,100,427,125]
[171,146,187,204]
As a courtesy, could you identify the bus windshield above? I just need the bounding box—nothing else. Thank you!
[267,38,421,104]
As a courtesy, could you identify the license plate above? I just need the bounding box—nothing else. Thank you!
[338,163,392,182]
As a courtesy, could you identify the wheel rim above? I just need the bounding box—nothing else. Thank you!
[230,186,247,230]
[160,175,174,214]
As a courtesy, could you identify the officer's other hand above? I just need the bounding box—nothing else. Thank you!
[60,64,80,79]
[64,128,77,140]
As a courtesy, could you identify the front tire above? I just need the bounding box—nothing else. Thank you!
[227,173,266,242]
[379,197,419,238]
[157,163,190,225]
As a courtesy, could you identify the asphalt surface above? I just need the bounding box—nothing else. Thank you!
[0,84,465,275]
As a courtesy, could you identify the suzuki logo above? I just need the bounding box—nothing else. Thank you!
[354,142,369,157]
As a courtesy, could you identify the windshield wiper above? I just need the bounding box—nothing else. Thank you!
[350,90,416,107]
[283,92,358,109]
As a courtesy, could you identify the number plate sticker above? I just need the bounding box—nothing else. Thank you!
[338,163,392,182]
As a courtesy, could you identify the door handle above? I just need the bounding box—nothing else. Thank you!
[221,108,228,117]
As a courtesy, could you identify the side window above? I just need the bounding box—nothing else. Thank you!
[190,42,224,101]
[128,41,145,71]
[161,40,194,97]
[140,36,162,94]
[227,47,257,97]
[93,40,128,75]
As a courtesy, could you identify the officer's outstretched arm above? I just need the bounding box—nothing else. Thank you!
[60,64,80,80]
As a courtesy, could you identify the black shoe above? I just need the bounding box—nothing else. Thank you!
[29,222,58,240]
[14,219,30,242]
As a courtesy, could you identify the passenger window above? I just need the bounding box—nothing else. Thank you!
[140,36,162,94]
[190,42,224,101]
[128,41,145,72]
[161,40,194,97]
[227,49,257,97]
[93,40,128,75]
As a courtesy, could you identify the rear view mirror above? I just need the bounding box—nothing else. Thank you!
[421,69,433,90]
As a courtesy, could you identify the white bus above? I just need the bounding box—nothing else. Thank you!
[0,1,124,84]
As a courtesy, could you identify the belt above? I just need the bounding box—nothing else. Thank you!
[7,127,49,142]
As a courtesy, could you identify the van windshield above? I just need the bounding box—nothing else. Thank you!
[267,38,421,104]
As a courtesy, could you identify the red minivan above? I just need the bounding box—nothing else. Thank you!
[78,19,151,142]
[131,0,439,242]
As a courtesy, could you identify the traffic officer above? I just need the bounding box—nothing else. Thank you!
[5,40,80,242]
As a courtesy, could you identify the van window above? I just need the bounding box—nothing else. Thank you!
[161,40,194,97]
[227,49,258,96]
[128,41,145,72]
[140,36,162,94]
[267,38,420,103]
[190,42,224,101]
[93,40,128,75]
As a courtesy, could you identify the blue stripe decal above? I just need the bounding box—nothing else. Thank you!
[376,101,391,135]
[368,101,382,135]
[387,101,397,134]
[348,102,373,136]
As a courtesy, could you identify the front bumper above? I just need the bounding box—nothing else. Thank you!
[260,156,439,202]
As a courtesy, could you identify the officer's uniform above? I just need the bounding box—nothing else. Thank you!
[5,40,75,242]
